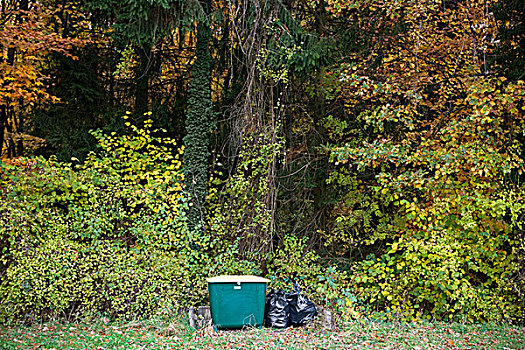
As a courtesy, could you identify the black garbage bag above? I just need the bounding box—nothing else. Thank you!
[265,289,290,328]
[287,282,317,326]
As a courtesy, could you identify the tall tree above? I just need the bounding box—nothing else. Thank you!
[83,0,188,116]
[0,0,83,157]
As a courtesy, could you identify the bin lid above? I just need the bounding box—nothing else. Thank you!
[206,275,270,283]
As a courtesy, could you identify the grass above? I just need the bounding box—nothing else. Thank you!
[0,320,524,349]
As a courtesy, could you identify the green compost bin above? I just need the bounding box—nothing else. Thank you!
[207,275,270,329]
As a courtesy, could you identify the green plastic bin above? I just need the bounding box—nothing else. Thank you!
[207,275,270,329]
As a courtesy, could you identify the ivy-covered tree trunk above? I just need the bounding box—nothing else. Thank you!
[183,20,212,236]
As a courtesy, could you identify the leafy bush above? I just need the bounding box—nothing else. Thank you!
[0,115,208,322]
[0,238,202,322]
[352,225,519,322]
[329,78,525,322]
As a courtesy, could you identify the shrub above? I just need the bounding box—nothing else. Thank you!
[0,115,206,322]
[0,238,202,322]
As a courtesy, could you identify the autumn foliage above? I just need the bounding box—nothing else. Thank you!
[327,0,525,321]
[0,1,88,157]
[0,0,524,323]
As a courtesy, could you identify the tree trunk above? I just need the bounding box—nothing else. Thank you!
[0,0,29,157]
[0,106,6,157]
[134,44,152,116]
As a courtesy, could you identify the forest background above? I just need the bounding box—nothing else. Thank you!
[0,0,524,325]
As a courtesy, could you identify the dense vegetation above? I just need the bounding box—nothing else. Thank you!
[0,0,524,324]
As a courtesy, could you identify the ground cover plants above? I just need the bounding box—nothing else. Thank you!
[1,320,524,350]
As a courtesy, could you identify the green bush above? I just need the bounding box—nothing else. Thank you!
[0,115,208,322]
[0,238,203,322]
[348,191,524,323]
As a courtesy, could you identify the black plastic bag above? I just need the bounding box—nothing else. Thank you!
[264,289,290,328]
[287,282,317,326]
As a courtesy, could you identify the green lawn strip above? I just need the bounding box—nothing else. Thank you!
[0,321,523,349]
[0,324,182,349]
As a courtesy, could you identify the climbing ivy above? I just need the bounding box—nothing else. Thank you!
[183,20,213,238]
